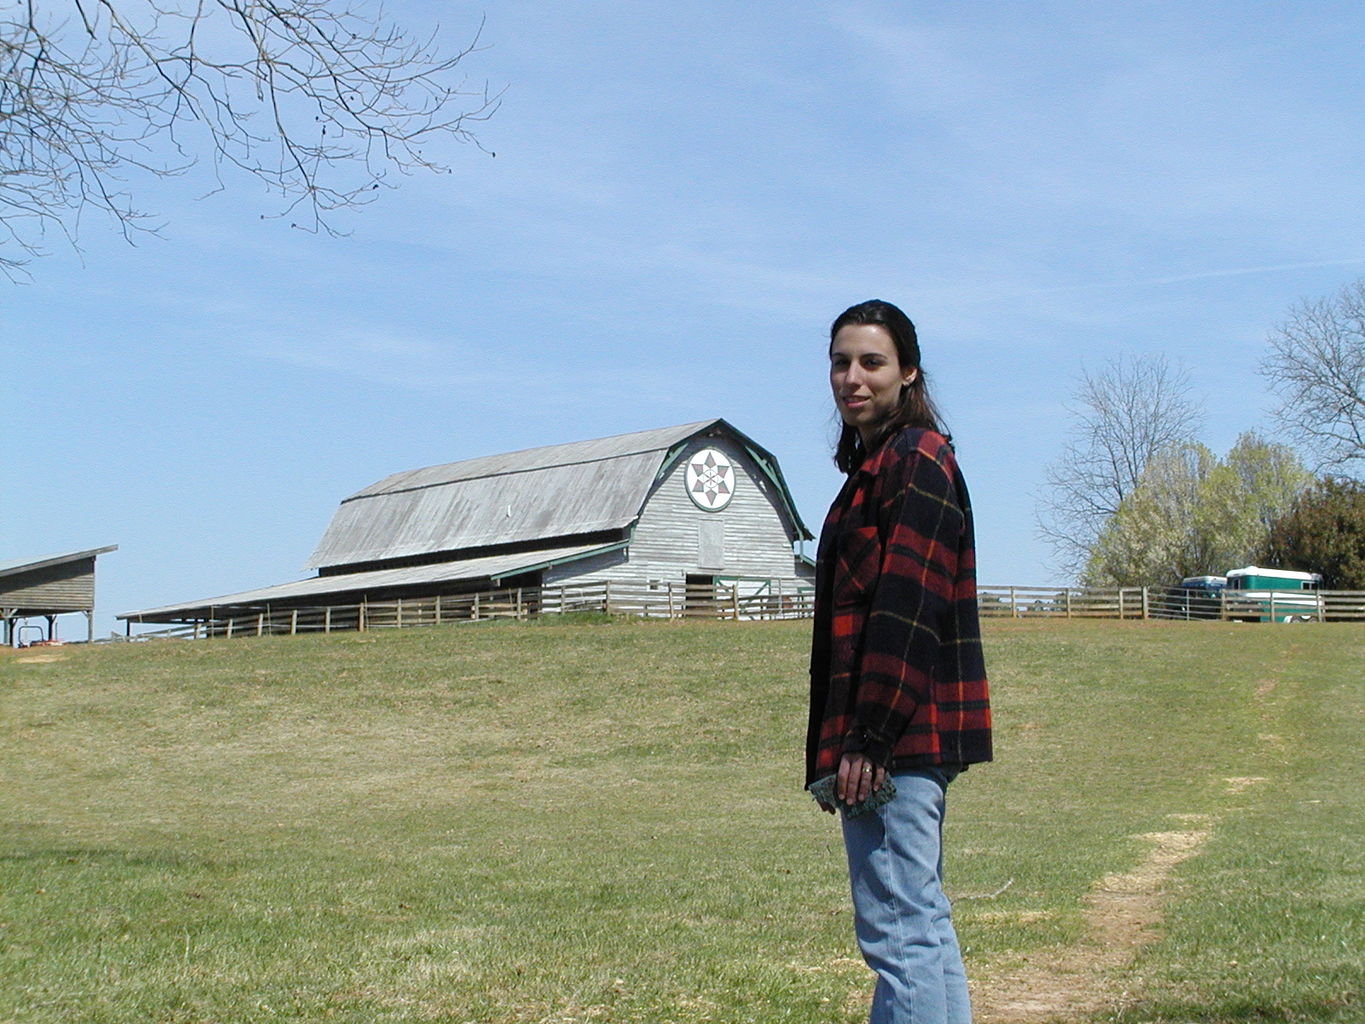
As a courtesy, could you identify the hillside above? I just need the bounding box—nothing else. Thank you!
[2,619,1360,1023]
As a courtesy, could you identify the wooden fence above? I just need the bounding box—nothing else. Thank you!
[977,584,1365,622]
[132,578,816,640]
[125,578,1365,641]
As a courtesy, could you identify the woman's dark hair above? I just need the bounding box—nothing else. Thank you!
[830,299,947,473]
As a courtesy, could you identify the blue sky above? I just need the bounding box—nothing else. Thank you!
[6,1,1365,637]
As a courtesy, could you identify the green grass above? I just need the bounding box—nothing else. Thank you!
[0,619,1360,1023]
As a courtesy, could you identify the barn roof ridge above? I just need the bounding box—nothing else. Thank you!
[345,418,721,502]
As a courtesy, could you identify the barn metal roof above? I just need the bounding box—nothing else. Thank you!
[305,419,810,570]
[0,546,118,580]
[120,541,624,622]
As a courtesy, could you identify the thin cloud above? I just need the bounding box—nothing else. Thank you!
[1043,258,1365,294]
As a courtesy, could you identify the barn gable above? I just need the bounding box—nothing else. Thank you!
[549,431,807,585]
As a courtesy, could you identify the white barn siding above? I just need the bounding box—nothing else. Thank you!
[541,545,629,583]
[544,437,799,586]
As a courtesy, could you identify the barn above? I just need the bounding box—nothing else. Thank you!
[120,420,814,632]
[2,546,118,644]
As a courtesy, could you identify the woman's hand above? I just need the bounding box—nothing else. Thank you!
[837,753,886,807]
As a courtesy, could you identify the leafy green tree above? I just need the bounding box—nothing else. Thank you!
[1084,434,1312,587]
[1191,433,1315,573]
[1083,443,1214,586]
[1260,477,1365,588]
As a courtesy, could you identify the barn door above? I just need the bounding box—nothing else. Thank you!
[685,573,718,617]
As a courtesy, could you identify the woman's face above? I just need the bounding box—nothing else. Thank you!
[829,323,918,446]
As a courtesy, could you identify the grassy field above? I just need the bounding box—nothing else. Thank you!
[1,618,1360,1023]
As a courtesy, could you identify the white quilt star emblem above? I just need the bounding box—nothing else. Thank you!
[685,448,735,510]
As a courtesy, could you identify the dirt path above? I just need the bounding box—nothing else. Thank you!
[922,670,1286,1022]
[972,815,1215,1023]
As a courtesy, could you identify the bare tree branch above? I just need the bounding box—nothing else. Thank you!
[1261,278,1365,474]
[1,0,500,278]
[1036,353,1203,577]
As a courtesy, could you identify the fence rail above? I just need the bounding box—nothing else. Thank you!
[127,578,816,641]
[977,585,1365,622]
[122,578,1365,641]
[977,585,1152,619]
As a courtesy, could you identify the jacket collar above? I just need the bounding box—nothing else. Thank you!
[855,427,905,477]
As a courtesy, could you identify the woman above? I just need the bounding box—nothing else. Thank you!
[807,299,992,1024]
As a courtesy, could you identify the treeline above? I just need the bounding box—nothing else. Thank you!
[1038,279,1365,589]
[1261,477,1365,589]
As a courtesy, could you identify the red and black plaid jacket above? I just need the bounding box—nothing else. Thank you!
[806,427,992,787]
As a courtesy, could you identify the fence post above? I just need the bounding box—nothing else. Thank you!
[435,594,442,625]
[474,592,481,620]
[257,613,264,637]
[1010,587,1018,618]
[290,609,298,635]
[359,601,367,632]
[517,587,524,620]
[1142,587,1150,620]
[1118,590,1125,620]
[605,580,613,615]
[397,598,403,630]
[1064,589,1072,618]
[325,607,332,634]
[1269,591,1277,622]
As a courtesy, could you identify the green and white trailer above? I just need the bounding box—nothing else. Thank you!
[1223,565,1323,622]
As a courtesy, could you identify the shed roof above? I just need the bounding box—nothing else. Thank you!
[120,541,623,622]
[0,546,118,580]
[306,418,811,570]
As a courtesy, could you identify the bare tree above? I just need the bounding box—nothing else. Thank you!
[1037,353,1203,577]
[1,0,499,277]
[1261,278,1365,473]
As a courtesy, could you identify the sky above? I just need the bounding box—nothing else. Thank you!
[6,0,1365,638]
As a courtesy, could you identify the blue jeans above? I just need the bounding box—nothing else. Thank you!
[841,768,971,1024]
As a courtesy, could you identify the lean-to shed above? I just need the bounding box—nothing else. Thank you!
[2,546,118,643]
[121,420,813,626]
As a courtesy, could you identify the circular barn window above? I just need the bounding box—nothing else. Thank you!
[685,448,735,511]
